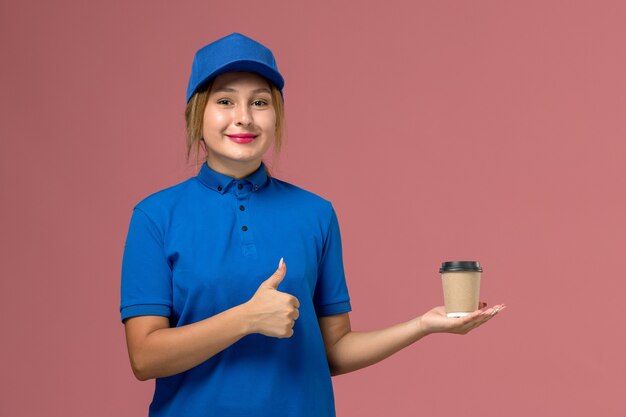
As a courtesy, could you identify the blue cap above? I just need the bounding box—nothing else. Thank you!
[186,32,284,103]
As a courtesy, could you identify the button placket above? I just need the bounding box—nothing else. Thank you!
[235,183,257,259]
[236,182,254,246]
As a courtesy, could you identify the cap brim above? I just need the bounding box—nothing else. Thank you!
[187,60,284,102]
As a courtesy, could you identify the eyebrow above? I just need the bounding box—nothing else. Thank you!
[212,87,271,94]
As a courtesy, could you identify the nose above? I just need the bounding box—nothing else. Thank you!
[234,104,253,126]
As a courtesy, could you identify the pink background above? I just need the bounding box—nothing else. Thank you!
[1,1,625,416]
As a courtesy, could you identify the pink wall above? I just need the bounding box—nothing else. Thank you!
[2,1,625,416]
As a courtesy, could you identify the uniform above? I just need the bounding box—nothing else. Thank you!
[120,160,352,416]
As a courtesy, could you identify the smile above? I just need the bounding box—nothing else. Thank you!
[226,134,257,144]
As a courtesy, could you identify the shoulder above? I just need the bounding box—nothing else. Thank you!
[267,177,339,236]
[132,177,199,221]
[269,177,335,213]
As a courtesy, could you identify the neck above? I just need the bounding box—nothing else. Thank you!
[205,158,262,180]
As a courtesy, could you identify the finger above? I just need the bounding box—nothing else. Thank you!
[468,321,485,332]
[468,308,501,331]
[480,304,503,317]
[466,310,492,326]
[479,301,488,310]
[461,309,484,323]
[489,304,506,316]
[465,315,490,331]
[291,296,300,309]
[263,258,287,289]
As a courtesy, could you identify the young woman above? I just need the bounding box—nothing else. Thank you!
[120,32,505,417]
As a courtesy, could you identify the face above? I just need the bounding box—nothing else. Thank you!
[202,71,277,179]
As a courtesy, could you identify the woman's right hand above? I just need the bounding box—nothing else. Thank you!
[244,258,300,338]
[123,258,299,380]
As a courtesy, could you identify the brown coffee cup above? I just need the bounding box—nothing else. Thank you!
[439,261,482,317]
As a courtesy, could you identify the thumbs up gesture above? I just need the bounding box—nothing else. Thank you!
[244,258,300,338]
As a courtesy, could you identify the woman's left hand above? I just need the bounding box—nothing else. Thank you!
[419,302,506,335]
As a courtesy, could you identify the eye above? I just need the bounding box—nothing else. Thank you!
[217,98,232,105]
[252,100,269,107]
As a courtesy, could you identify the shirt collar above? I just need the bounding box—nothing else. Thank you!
[197,161,269,194]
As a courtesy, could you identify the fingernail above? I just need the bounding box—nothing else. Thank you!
[279,257,284,268]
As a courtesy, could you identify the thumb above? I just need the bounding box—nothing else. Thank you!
[264,257,286,289]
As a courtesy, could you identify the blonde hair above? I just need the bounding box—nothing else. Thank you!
[185,79,285,176]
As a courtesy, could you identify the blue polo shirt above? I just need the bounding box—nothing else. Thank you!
[120,161,351,417]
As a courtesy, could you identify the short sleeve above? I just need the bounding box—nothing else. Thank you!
[120,207,173,322]
[313,205,352,317]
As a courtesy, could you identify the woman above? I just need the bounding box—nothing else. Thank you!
[120,32,505,417]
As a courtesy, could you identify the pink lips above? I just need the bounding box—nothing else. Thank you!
[227,133,257,144]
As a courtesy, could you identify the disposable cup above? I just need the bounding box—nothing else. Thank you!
[440,261,482,318]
